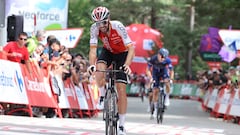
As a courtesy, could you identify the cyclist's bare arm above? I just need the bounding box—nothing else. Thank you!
[146,66,152,78]
[170,69,174,80]
[124,44,135,66]
[89,46,97,65]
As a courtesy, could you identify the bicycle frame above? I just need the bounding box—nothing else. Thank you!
[96,66,121,135]
[157,81,166,124]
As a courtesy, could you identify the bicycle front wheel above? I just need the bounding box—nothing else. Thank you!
[157,93,164,124]
[157,107,163,124]
[105,89,118,135]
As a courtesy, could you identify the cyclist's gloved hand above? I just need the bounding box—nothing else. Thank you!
[87,65,96,75]
[120,64,132,75]
[169,79,173,84]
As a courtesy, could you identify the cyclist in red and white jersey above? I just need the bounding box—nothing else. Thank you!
[87,6,135,135]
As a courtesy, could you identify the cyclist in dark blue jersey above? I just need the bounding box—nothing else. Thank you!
[146,48,174,118]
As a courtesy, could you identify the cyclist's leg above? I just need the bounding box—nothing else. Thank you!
[116,83,127,126]
[148,91,153,104]
[95,48,112,109]
[114,51,128,133]
[147,89,153,112]
[152,76,160,117]
[163,69,171,106]
[95,62,107,95]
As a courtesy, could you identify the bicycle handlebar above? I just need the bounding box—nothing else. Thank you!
[96,69,123,73]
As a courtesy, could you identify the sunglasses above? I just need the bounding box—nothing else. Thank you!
[96,20,108,27]
[19,38,27,41]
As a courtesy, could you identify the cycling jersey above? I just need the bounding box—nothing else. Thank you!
[90,20,132,54]
[148,55,173,72]
[148,55,173,87]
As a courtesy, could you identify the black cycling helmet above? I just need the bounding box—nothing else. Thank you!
[158,48,169,58]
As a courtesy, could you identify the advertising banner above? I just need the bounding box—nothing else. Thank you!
[0,60,29,104]
[75,84,89,110]
[5,0,69,33]
[20,63,57,108]
[64,78,79,109]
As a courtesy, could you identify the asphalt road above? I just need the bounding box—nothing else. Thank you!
[0,97,239,135]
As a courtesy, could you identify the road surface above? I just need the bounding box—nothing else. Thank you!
[0,97,239,135]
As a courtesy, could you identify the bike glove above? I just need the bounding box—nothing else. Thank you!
[87,65,96,75]
[169,79,173,84]
[120,64,132,75]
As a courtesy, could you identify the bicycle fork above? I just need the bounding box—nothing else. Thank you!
[158,89,166,112]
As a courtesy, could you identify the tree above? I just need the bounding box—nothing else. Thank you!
[68,0,240,79]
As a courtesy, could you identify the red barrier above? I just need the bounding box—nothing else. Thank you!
[64,78,81,118]
[82,82,99,117]
[211,87,226,118]
[64,78,80,109]
[0,55,99,118]
[21,64,58,108]
[224,89,237,121]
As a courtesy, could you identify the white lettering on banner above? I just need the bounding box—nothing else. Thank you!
[18,11,60,21]
[24,77,45,92]
[0,71,14,87]
[181,84,192,95]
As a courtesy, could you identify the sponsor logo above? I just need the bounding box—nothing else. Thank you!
[15,70,24,92]
[0,71,14,87]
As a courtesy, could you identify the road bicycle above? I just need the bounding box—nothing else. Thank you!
[156,81,166,124]
[150,80,166,123]
[96,64,122,135]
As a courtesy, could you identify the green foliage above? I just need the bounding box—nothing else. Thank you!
[68,0,240,80]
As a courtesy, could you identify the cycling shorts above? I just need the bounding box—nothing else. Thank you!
[97,47,129,84]
[147,88,153,93]
[152,69,169,88]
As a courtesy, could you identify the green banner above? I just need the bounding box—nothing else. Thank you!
[127,83,203,98]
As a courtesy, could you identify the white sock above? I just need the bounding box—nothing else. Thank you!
[99,86,105,97]
[154,102,157,110]
[166,93,169,98]
[119,114,126,127]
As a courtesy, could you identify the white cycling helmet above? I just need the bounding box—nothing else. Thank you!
[91,6,110,22]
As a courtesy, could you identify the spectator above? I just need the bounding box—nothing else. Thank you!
[49,39,61,61]
[27,30,46,56]
[43,35,56,57]
[1,32,33,76]
[228,66,239,88]
[32,43,45,63]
